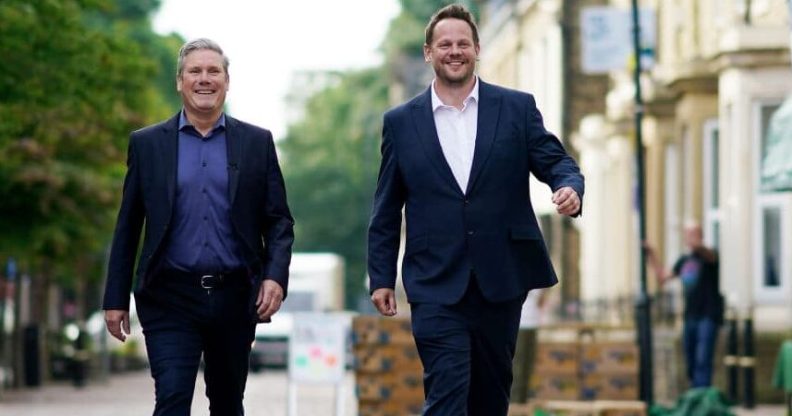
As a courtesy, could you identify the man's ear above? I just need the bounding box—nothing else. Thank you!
[423,44,431,63]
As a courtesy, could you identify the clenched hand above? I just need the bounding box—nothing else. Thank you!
[552,186,581,217]
[105,309,130,342]
[371,288,397,317]
[256,279,284,322]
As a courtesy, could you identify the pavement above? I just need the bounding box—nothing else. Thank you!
[0,369,358,416]
[0,370,786,415]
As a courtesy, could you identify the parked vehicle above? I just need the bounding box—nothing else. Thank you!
[249,253,346,371]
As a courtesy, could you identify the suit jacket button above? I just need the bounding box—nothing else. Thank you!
[467,230,474,236]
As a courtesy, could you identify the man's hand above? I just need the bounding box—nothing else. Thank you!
[257,279,284,322]
[552,186,581,217]
[371,288,397,316]
[105,310,130,342]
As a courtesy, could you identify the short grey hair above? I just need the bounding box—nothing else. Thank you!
[176,38,230,77]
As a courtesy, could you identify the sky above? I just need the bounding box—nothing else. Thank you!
[153,0,401,139]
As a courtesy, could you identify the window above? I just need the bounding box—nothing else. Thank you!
[664,142,682,264]
[761,206,781,288]
[753,101,789,301]
[703,118,720,248]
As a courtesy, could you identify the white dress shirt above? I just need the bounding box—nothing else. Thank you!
[431,78,479,193]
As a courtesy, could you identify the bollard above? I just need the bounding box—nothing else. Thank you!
[723,308,739,402]
[741,314,755,409]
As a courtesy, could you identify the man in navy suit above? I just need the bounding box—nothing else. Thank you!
[103,38,294,415]
[367,5,584,415]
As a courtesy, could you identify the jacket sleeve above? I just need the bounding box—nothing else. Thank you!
[103,134,145,310]
[261,132,295,294]
[367,116,406,293]
[525,95,585,216]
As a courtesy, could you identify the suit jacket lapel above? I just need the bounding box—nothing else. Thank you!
[466,81,501,195]
[225,116,243,206]
[160,114,180,211]
[410,89,465,196]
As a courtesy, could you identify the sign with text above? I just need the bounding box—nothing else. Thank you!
[581,6,656,74]
[288,313,346,384]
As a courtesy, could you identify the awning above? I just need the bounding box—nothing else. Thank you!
[761,95,792,192]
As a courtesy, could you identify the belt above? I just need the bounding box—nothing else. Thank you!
[161,268,247,290]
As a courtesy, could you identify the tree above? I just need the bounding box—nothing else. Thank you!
[0,0,181,384]
[280,69,388,308]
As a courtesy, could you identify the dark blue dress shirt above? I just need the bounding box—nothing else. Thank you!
[162,111,245,274]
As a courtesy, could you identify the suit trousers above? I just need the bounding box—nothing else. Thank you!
[410,278,524,416]
[135,270,256,416]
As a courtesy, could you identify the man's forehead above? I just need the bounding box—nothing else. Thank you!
[184,50,224,64]
[433,20,474,39]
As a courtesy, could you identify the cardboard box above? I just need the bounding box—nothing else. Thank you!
[356,372,423,401]
[530,373,580,400]
[358,398,424,416]
[353,344,423,373]
[535,343,580,375]
[580,374,639,401]
[580,342,639,375]
[352,316,414,345]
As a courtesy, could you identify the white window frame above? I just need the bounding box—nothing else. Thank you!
[752,100,790,302]
[702,118,720,249]
[664,142,682,266]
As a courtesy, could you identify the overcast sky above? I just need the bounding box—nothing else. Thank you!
[153,0,400,139]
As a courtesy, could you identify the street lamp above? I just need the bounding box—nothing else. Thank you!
[630,0,654,405]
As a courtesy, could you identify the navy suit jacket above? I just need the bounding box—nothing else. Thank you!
[368,80,584,305]
[103,113,294,314]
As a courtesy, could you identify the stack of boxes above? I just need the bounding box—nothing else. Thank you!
[352,316,424,416]
[531,342,581,400]
[530,326,640,402]
[579,342,639,401]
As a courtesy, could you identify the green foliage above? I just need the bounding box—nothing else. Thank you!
[281,69,388,308]
[381,0,481,61]
[0,0,181,285]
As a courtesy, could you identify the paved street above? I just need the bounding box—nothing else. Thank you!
[0,370,786,416]
[0,370,358,416]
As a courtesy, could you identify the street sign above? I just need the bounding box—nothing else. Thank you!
[581,7,656,74]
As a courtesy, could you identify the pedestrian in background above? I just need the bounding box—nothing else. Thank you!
[510,288,548,403]
[645,221,723,388]
[367,4,584,414]
[103,38,294,415]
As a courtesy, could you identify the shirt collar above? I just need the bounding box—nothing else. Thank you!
[178,109,226,132]
[430,76,479,111]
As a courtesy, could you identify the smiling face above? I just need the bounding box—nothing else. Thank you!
[424,17,479,88]
[177,49,228,119]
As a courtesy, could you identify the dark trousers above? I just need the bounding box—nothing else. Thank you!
[135,271,256,416]
[410,279,524,416]
[683,317,718,388]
